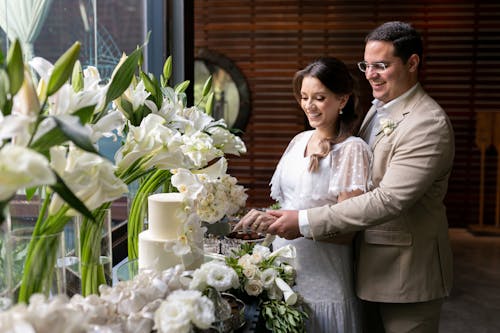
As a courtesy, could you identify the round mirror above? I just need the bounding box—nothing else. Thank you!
[194,49,250,132]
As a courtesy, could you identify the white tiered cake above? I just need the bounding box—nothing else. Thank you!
[138,193,186,271]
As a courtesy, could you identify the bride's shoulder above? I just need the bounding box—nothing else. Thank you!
[333,136,369,150]
[289,130,314,144]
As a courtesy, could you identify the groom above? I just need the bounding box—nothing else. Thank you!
[238,21,454,333]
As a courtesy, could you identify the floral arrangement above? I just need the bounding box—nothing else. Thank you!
[0,39,141,303]
[113,57,247,261]
[0,265,215,333]
[0,241,307,333]
[1,35,248,303]
[224,243,308,333]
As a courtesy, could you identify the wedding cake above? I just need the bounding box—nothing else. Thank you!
[138,193,202,272]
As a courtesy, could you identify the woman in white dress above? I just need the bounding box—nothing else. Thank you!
[239,57,372,332]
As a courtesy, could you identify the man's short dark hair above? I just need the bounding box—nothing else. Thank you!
[365,21,423,66]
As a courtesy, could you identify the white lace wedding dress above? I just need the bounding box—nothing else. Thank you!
[270,130,372,333]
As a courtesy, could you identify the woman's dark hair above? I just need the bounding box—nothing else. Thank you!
[365,21,423,68]
[292,57,360,172]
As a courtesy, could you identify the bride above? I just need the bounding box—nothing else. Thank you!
[237,57,372,332]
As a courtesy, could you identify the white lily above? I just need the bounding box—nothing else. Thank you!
[115,114,179,172]
[0,145,55,201]
[49,144,128,214]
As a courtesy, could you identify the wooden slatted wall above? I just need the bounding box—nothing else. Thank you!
[194,0,500,228]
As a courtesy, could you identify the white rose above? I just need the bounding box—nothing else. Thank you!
[244,279,264,296]
[242,264,259,280]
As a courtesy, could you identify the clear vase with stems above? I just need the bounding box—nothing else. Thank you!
[8,226,66,304]
[0,204,12,310]
[65,207,112,296]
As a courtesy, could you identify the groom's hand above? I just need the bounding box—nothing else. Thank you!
[267,210,301,239]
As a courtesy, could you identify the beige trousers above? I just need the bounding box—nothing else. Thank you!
[362,298,444,333]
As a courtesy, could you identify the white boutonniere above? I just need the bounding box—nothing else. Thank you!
[377,118,398,136]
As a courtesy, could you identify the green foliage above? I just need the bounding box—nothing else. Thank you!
[71,60,84,92]
[104,46,143,107]
[46,41,81,97]
[6,39,24,96]
[29,116,99,156]
[174,80,190,94]
[204,91,214,115]
[161,55,172,87]
[261,299,309,333]
[50,173,93,221]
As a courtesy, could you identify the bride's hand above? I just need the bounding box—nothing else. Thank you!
[233,209,277,233]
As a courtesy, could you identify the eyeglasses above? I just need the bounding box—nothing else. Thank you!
[357,61,390,73]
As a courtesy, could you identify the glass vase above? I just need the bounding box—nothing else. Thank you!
[0,204,12,310]
[66,208,112,296]
[7,226,66,304]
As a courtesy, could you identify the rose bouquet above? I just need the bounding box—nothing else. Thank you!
[225,243,308,333]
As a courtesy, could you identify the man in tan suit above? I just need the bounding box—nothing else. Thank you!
[238,21,454,333]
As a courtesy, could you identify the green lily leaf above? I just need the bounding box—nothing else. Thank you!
[0,69,8,114]
[6,39,24,96]
[71,60,84,92]
[51,172,94,220]
[204,91,214,116]
[46,41,81,97]
[104,46,142,107]
[25,187,38,201]
[73,104,97,124]
[0,46,4,65]
[117,97,134,123]
[30,116,98,155]
[140,71,162,108]
[174,80,190,94]
[202,75,212,97]
[161,55,172,87]
[52,116,98,154]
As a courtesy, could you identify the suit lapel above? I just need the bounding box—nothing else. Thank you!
[370,85,423,150]
[359,106,377,140]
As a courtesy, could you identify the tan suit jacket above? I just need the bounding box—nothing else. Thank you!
[307,84,454,303]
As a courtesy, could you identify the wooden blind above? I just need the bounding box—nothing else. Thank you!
[194,0,500,228]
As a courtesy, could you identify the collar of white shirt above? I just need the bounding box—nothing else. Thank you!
[371,83,419,120]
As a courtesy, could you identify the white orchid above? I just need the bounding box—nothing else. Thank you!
[171,158,247,223]
[0,145,55,201]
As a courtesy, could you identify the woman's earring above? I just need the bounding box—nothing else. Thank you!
[339,109,343,115]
